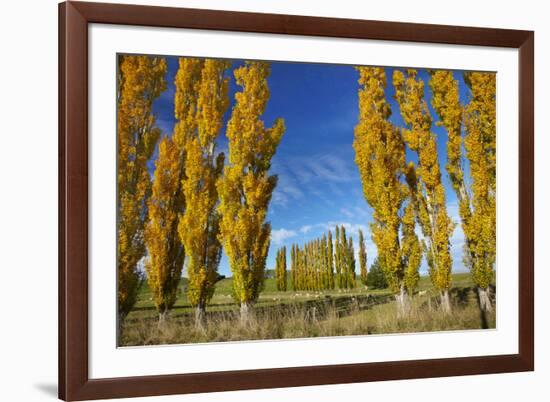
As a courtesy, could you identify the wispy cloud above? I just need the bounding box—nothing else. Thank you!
[307,154,356,183]
[271,228,298,245]
[340,208,354,219]
[271,151,359,208]
[325,221,369,238]
[288,152,357,185]
[340,205,370,220]
[271,160,305,207]
[294,220,370,240]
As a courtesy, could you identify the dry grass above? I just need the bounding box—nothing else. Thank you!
[358,296,495,335]
[119,288,495,346]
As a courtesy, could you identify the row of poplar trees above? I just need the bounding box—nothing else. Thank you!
[116,55,285,328]
[275,226,369,292]
[353,67,495,315]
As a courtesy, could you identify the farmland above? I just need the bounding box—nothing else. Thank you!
[120,273,495,346]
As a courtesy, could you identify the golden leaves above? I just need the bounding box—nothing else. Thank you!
[217,61,285,305]
[275,247,287,291]
[144,136,185,314]
[393,69,454,293]
[176,58,230,309]
[290,228,345,291]
[117,55,166,318]
[430,70,496,291]
[353,67,416,295]
[463,72,496,290]
[359,229,368,286]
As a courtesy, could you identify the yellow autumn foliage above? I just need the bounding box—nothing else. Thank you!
[430,71,496,309]
[174,58,230,319]
[117,55,166,319]
[144,136,185,318]
[353,67,422,303]
[217,61,285,314]
[275,247,287,291]
[463,72,496,291]
[393,69,455,303]
[358,229,368,286]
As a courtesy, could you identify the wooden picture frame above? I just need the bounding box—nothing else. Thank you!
[59,1,534,400]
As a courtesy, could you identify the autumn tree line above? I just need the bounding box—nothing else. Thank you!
[117,54,495,331]
[117,55,284,328]
[275,226,369,292]
[353,67,495,316]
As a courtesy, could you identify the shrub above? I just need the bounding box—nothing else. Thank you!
[366,258,388,289]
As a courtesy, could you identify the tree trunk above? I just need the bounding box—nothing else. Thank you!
[158,310,168,328]
[395,285,409,317]
[478,287,493,312]
[117,311,125,346]
[195,304,206,329]
[240,302,251,325]
[440,289,451,313]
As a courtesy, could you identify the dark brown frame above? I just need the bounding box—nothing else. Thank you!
[59,1,534,400]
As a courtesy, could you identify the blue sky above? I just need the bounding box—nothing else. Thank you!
[151,56,473,277]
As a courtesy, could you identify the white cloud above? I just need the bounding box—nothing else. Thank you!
[340,208,354,218]
[288,152,357,185]
[271,228,297,245]
[271,159,305,207]
[323,221,369,238]
[306,154,355,183]
[299,225,313,234]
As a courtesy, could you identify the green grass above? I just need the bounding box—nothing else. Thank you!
[121,282,494,346]
[121,271,492,345]
[130,275,393,319]
[133,272,475,311]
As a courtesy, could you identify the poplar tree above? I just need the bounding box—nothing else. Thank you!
[358,229,368,286]
[315,238,325,290]
[347,237,357,288]
[218,61,285,322]
[290,244,297,290]
[296,245,302,290]
[298,244,303,291]
[430,70,496,311]
[144,137,186,324]
[295,244,301,290]
[276,247,287,291]
[307,241,312,291]
[117,55,166,324]
[175,58,230,326]
[353,66,421,315]
[339,226,348,288]
[308,245,312,290]
[304,243,310,290]
[314,240,319,290]
[327,230,335,289]
[321,234,329,289]
[312,241,317,291]
[403,164,423,294]
[394,69,455,312]
[334,226,342,288]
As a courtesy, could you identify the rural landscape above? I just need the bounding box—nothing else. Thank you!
[117,54,496,346]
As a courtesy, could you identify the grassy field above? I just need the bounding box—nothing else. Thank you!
[120,272,495,346]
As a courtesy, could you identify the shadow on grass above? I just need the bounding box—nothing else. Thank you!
[452,287,472,306]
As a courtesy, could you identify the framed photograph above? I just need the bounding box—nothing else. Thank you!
[59,1,534,400]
